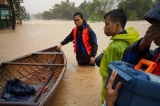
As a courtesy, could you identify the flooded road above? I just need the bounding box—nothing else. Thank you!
[0,20,151,106]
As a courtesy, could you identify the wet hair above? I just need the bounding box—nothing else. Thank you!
[104,8,127,29]
[73,12,84,19]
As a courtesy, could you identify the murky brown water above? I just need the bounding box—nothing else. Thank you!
[0,20,153,106]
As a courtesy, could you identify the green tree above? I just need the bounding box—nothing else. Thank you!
[86,0,121,22]
[118,0,153,20]
[50,1,78,20]
[41,11,52,20]
[87,0,105,22]
[39,0,121,21]
[78,0,89,19]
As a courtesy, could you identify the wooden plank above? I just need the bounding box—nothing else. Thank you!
[3,62,64,66]
[33,52,64,55]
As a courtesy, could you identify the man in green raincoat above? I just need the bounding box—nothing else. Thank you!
[99,8,139,105]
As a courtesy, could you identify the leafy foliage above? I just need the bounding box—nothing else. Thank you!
[41,11,52,20]
[118,0,153,20]
[31,0,160,21]
[50,1,78,20]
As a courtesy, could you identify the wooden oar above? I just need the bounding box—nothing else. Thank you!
[31,53,61,103]
[31,66,57,102]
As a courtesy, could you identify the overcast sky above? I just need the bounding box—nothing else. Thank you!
[21,0,88,14]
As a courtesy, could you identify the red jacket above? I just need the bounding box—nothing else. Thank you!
[73,27,92,55]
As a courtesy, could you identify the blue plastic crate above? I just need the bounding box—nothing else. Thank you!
[106,61,160,106]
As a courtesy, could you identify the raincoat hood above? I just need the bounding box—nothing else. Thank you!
[144,3,160,24]
[110,27,139,44]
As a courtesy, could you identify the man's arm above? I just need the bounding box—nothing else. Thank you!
[57,30,74,50]
[122,23,160,65]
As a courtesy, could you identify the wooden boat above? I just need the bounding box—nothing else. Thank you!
[0,46,67,106]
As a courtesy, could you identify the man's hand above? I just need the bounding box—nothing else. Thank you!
[57,44,62,50]
[90,57,95,65]
[139,23,160,51]
[106,70,122,106]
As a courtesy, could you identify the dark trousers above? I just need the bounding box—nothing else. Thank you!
[76,52,90,65]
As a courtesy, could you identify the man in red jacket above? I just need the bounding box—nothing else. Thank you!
[57,12,98,66]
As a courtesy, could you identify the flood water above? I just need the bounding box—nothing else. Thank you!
[0,20,152,106]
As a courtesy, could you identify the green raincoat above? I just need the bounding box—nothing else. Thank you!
[100,27,139,104]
